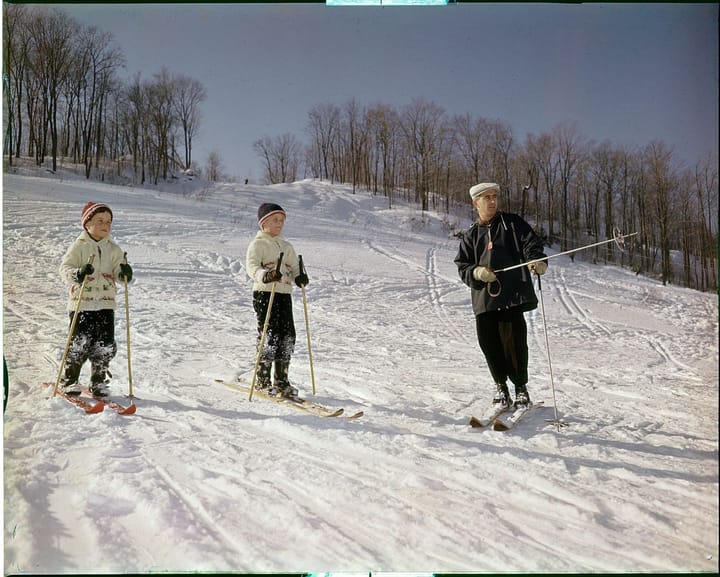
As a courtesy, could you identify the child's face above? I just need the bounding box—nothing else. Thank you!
[262,214,285,237]
[86,211,112,239]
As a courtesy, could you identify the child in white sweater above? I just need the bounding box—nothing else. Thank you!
[245,203,308,397]
[59,202,132,396]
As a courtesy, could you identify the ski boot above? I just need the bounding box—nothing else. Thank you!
[89,382,110,397]
[89,370,111,397]
[514,384,531,407]
[254,362,275,394]
[492,383,512,409]
[274,360,298,399]
[60,381,82,396]
[60,363,82,396]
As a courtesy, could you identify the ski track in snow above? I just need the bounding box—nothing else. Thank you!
[2,173,718,573]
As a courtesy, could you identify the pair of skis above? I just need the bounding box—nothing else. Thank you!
[469,401,544,431]
[43,382,136,415]
[216,379,363,420]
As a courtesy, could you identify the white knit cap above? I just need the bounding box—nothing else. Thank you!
[469,182,499,200]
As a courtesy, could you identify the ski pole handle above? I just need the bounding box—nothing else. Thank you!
[275,252,284,272]
[299,254,305,276]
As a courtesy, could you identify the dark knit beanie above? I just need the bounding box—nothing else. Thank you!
[81,202,113,229]
[257,203,286,229]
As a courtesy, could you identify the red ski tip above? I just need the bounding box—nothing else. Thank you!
[86,401,105,414]
[118,403,137,415]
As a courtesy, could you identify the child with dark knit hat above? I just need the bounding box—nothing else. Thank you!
[58,202,133,396]
[245,202,309,397]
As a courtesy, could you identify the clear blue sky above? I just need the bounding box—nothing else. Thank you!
[51,3,718,182]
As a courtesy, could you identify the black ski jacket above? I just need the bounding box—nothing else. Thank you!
[455,211,547,316]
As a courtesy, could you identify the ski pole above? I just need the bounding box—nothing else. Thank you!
[299,255,316,395]
[123,252,134,400]
[494,230,638,274]
[249,252,283,401]
[535,273,567,431]
[53,255,95,396]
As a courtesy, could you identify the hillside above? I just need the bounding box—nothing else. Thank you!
[2,172,718,573]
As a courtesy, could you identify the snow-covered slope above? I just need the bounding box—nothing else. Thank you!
[2,173,718,573]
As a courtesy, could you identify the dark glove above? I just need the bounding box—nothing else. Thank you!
[74,263,94,283]
[295,273,309,288]
[119,263,133,282]
[262,269,282,283]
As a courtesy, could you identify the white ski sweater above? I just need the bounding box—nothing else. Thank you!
[245,231,300,294]
[59,231,126,311]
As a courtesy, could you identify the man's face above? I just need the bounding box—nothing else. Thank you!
[474,191,498,221]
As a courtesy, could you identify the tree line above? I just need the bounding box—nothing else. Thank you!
[3,4,206,185]
[255,99,717,293]
[3,5,716,292]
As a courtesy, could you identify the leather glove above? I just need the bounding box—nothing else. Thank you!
[295,273,309,288]
[262,269,282,283]
[473,266,497,283]
[528,260,548,276]
[74,263,95,283]
[119,263,133,282]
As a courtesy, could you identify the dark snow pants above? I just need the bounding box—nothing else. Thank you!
[252,291,296,363]
[64,309,117,384]
[475,308,529,387]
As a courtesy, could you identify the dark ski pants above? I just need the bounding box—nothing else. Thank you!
[252,291,296,363]
[64,309,117,384]
[475,308,529,387]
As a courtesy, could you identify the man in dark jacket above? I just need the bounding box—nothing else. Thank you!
[455,182,548,409]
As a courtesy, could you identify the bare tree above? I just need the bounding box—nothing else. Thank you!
[25,8,76,171]
[306,102,340,181]
[67,24,123,178]
[118,73,147,183]
[510,148,538,220]
[343,98,368,193]
[366,103,401,206]
[146,68,177,183]
[3,3,31,164]
[205,149,223,182]
[253,133,301,184]
[173,74,206,169]
[490,120,515,204]
[644,141,681,285]
[554,121,587,252]
[526,132,560,244]
[692,155,718,291]
[453,113,495,184]
[590,141,626,263]
[400,98,447,212]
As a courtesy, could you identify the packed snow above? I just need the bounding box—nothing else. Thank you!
[2,170,718,573]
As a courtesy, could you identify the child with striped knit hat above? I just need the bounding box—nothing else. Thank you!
[58,202,133,397]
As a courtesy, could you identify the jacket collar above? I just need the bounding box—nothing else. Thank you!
[80,230,111,244]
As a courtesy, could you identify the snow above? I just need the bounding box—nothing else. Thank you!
[2,171,718,573]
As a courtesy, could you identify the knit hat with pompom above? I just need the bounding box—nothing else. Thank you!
[81,202,113,229]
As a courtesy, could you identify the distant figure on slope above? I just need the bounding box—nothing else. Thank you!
[59,202,133,397]
[454,183,548,409]
[245,203,309,397]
